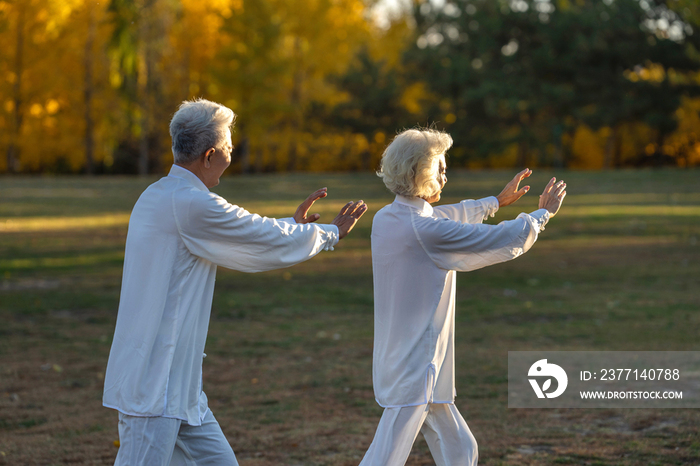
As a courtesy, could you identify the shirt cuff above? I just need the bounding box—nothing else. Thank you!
[480,196,500,220]
[527,208,550,232]
[319,224,340,251]
[278,217,296,224]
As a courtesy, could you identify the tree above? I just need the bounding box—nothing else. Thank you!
[324,48,413,169]
[0,0,88,173]
[108,0,175,175]
[210,0,373,172]
[404,0,700,168]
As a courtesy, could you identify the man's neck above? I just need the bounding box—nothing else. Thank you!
[175,162,207,186]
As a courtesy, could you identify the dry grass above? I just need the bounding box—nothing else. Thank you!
[1,169,699,465]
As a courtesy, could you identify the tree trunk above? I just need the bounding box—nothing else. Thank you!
[362,149,371,171]
[137,0,169,175]
[83,3,96,175]
[138,100,150,176]
[238,133,250,174]
[613,126,622,168]
[137,2,151,176]
[517,139,529,167]
[604,126,618,169]
[146,16,164,175]
[180,47,190,100]
[287,37,303,172]
[6,6,25,173]
[255,148,263,173]
[551,124,564,169]
[654,130,667,167]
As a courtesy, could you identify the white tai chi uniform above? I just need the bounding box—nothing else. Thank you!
[103,165,339,465]
[361,195,549,466]
[115,409,235,466]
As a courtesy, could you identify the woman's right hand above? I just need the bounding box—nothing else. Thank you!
[539,177,566,217]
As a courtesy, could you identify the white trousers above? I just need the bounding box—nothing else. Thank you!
[114,409,238,466]
[359,403,478,466]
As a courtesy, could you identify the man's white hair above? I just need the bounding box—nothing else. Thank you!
[377,128,453,198]
[169,99,236,164]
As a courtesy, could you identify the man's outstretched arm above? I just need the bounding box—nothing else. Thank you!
[174,189,367,272]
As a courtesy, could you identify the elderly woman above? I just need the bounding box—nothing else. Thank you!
[360,128,566,466]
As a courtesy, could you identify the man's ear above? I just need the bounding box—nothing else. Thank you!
[203,148,216,168]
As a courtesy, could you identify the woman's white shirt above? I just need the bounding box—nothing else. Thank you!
[370,195,549,407]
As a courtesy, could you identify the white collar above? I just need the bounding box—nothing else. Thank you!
[168,165,210,192]
[393,195,433,216]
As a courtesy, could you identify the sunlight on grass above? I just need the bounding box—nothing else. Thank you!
[0,214,130,232]
[566,193,700,205]
[541,235,681,248]
[0,188,98,198]
[561,205,700,217]
[0,251,124,270]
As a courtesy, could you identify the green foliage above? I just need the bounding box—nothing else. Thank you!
[327,49,408,136]
[404,0,700,167]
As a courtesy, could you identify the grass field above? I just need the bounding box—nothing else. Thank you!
[1,169,699,465]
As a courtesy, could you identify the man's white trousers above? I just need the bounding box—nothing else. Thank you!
[114,409,238,466]
[359,403,478,466]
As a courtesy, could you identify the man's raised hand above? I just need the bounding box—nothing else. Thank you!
[293,187,328,224]
[332,201,368,239]
[539,177,566,217]
[294,189,368,239]
[496,168,532,207]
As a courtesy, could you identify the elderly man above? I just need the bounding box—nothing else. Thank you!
[103,98,367,465]
[360,128,566,466]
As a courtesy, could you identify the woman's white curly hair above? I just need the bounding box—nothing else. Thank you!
[377,128,452,198]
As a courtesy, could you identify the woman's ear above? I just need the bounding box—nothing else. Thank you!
[203,148,216,168]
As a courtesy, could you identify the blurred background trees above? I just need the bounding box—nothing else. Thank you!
[1,0,699,174]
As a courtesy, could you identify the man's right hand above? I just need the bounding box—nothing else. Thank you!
[539,177,566,217]
[332,201,367,239]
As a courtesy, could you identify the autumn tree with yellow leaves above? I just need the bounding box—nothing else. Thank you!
[1,0,699,173]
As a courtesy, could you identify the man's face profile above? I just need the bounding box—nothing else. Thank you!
[205,128,233,187]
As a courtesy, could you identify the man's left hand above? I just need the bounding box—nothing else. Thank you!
[294,187,328,224]
[496,168,532,207]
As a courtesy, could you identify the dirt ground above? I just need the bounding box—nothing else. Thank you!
[2,171,700,465]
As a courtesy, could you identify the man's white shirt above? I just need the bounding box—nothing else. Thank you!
[370,195,549,407]
[103,165,339,426]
